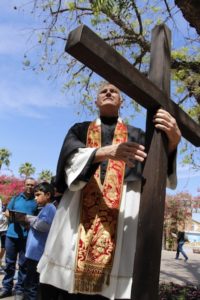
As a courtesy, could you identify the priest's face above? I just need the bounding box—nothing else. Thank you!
[96,84,122,117]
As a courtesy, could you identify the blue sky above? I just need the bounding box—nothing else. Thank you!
[0,1,200,198]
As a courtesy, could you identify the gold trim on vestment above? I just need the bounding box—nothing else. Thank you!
[74,119,128,293]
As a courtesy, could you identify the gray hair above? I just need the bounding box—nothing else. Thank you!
[97,81,123,101]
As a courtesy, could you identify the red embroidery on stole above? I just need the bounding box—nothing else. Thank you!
[74,120,127,293]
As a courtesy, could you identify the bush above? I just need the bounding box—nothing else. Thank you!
[0,175,24,204]
[159,282,200,299]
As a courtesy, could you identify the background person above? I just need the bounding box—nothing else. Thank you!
[175,231,189,262]
[0,178,37,300]
[22,182,56,300]
[50,176,63,208]
[0,198,8,272]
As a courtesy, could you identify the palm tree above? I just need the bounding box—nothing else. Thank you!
[18,162,35,178]
[0,148,11,170]
[38,170,53,183]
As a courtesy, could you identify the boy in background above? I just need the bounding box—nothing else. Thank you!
[24,182,56,300]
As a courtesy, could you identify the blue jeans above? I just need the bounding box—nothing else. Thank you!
[176,241,188,259]
[24,258,39,300]
[2,236,27,293]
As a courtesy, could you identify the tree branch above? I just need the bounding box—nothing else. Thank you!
[171,59,200,74]
[50,5,92,15]
[130,1,143,35]
[73,65,86,77]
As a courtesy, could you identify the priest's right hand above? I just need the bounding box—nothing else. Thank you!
[94,142,147,168]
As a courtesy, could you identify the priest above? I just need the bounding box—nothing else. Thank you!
[38,82,181,300]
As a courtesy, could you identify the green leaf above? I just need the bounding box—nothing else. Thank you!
[23,59,31,67]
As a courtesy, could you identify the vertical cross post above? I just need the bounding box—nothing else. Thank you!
[132,25,171,300]
[65,23,200,300]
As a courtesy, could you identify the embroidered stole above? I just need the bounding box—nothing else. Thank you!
[74,119,128,293]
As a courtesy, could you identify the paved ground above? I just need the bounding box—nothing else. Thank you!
[0,247,199,299]
[160,247,200,286]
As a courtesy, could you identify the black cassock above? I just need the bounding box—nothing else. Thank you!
[55,116,145,193]
[55,116,174,193]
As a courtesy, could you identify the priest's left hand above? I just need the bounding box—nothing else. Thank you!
[153,109,181,153]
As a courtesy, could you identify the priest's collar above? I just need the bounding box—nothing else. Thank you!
[100,115,118,125]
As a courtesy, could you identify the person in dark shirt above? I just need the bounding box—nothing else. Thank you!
[175,231,188,262]
[50,176,63,208]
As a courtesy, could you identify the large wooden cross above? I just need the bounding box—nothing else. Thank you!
[65,24,200,300]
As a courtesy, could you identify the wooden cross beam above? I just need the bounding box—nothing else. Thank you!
[65,24,200,147]
[65,24,200,300]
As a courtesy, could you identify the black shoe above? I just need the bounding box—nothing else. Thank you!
[0,289,12,298]
[185,257,188,262]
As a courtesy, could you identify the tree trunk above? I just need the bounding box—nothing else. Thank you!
[175,0,200,35]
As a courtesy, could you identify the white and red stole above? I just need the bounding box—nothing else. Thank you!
[74,119,128,293]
